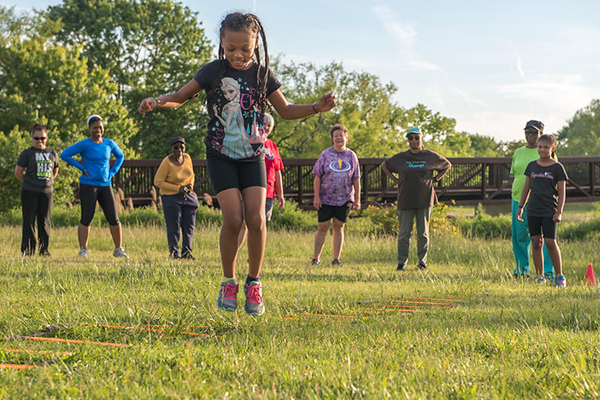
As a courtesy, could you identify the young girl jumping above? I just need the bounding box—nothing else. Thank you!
[138,12,336,315]
[517,134,568,287]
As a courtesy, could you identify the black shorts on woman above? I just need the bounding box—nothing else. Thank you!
[79,183,120,226]
[317,202,352,223]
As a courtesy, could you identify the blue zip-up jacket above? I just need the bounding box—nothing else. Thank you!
[60,138,124,187]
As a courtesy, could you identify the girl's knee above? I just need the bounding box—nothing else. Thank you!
[544,238,558,250]
[530,236,543,250]
[245,213,265,231]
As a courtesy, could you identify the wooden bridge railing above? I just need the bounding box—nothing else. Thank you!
[112,156,600,207]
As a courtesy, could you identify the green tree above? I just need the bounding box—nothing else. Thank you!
[272,60,416,158]
[48,0,214,158]
[469,134,503,157]
[557,99,600,156]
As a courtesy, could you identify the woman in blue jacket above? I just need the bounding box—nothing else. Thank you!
[61,115,128,258]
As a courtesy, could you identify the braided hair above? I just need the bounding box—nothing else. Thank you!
[214,12,271,115]
[538,134,557,159]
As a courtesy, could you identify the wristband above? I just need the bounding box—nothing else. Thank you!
[518,205,524,209]
[312,102,319,114]
[151,97,159,107]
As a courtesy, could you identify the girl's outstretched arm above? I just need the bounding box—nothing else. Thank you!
[268,90,336,120]
[516,176,531,222]
[554,180,566,222]
[138,79,202,114]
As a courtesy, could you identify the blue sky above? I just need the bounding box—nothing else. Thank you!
[3,0,599,142]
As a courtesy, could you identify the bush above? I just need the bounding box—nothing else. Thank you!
[453,206,511,240]
[559,219,600,241]
[269,201,316,232]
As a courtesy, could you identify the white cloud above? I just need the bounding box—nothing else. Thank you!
[372,3,444,74]
[495,74,595,111]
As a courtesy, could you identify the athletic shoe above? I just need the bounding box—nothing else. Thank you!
[555,275,566,288]
[39,251,51,257]
[181,252,196,260]
[78,248,88,258]
[534,275,547,284]
[418,261,428,270]
[169,252,180,259]
[243,281,265,316]
[331,259,343,266]
[397,263,406,271]
[310,259,320,266]
[514,273,529,279]
[113,247,129,258]
[217,280,239,312]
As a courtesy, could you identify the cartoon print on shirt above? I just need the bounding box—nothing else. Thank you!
[328,158,352,173]
[213,77,255,159]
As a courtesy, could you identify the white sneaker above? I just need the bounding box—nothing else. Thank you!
[113,247,129,258]
[78,248,88,257]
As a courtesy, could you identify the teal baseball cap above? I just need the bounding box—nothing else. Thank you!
[405,127,421,137]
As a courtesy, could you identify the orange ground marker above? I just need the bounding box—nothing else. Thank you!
[23,336,130,348]
[0,363,38,369]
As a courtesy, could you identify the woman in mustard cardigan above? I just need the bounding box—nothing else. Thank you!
[154,136,199,259]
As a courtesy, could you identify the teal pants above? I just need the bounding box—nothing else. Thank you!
[511,200,554,278]
[397,207,431,265]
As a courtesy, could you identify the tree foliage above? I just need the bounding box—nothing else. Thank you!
[48,0,214,158]
[557,99,600,156]
[271,60,482,159]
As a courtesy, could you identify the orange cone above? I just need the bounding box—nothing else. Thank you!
[585,264,597,286]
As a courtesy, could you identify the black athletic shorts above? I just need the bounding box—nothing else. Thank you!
[527,215,557,239]
[206,152,266,194]
[317,202,352,223]
[79,183,120,226]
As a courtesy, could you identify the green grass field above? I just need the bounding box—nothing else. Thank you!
[1,221,600,399]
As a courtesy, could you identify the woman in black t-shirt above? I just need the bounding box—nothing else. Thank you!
[15,123,59,256]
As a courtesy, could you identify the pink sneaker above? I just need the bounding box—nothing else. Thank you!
[217,280,238,311]
[243,281,265,316]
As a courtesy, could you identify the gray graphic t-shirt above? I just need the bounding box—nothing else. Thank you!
[17,147,59,193]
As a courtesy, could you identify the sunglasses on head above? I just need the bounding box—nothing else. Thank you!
[33,136,47,141]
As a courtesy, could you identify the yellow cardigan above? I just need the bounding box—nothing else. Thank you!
[154,153,195,195]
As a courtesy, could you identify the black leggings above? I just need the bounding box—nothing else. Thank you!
[79,183,120,226]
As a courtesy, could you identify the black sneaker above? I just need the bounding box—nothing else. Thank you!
[182,252,196,260]
[397,263,406,271]
[331,259,343,266]
[169,252,180,259]
[417,261,428,270]
[310,259,320,266]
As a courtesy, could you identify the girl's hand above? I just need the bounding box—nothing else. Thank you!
[138,97,157,115]
[352,201,361,211]
[553,212,562,223]
[516,209,523,222]
[277,196,285,210]
[315,92,337,113]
